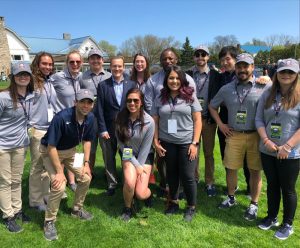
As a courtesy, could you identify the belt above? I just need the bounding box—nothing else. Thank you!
[235,130,256,134]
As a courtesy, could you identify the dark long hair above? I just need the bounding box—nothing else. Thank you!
[130,53,150,83]
[160,65,194,104]
[31,51,54,91]
[115,88,145,143]
[265,72,300,110]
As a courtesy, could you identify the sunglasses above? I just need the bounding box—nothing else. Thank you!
[69,60,82,65]
[278,70,296,75]
[194,51,208,58]
[126,98,140,104]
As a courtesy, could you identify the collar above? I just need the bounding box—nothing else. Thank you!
[112,76,124,85]
[192,65,209,75]
[89,69,105,76]
[237,76,255,86]
[64,68,80,80]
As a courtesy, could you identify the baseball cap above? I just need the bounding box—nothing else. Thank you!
[11,62,32,75]
[88,49,103,58]
[277,58,299,73]
[194,45,210,55]
[236,53,254,64]
[76,89,94,101]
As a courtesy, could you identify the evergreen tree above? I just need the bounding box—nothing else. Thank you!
[179,37,194,69]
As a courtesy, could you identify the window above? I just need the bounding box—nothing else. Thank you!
[11,55,23,60]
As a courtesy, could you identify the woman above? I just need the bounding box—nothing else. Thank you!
[28,52,57,211]
[255,58,300,240]
[51,50,83,191]
[152,65,202,222]
[116,88,154,221]
[0,62,35,232]
[130,53,150,93]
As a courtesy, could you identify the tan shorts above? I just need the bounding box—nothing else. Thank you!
[223,131,262,170]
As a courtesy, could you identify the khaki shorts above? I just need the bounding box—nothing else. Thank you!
[223,131,262,170]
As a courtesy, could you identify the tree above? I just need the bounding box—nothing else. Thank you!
[210,35,239,54]
[119,35,181,65]
[98,40,117,58]
[178,37,194,68]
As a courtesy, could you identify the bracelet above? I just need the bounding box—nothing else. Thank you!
[282,145,291,153]
[285,143,292,148]
[263,139,270,146]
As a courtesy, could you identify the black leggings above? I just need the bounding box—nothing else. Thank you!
[161,141,197,206]
[261,153,300,225]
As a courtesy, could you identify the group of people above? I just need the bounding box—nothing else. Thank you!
[0,45,299,241]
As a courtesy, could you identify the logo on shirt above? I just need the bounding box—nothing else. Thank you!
[66,121,71,125]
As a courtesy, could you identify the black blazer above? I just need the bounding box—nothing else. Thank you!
[96,76,136,136]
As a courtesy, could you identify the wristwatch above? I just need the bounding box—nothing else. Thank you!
[192,141,199,146]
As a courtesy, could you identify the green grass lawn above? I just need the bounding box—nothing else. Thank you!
[0,80,9,89]
[0,135,299,248]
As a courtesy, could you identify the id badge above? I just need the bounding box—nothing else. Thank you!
[270,123,282,139]
[47,107,54,122]
[73,153,84,168]
[168,119,177,134]
[236,110,247,124]
[198,97,204,108]
[27,127,33,139]
[122,147,133,160]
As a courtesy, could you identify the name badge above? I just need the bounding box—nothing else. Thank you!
[28,127,33,139]
[236,110,247,124]
[73,153,84,168]
[198,97,204,108]
[168,119,177,134]
[270,123,282,139]
[122,147,133,160]
[48,107,54,122]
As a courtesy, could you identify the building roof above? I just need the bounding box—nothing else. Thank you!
[6,27,30,49]
[240,45,271,54]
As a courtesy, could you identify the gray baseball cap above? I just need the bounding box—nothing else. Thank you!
[236,53,254,64]
[76,89,94,101]
[88,49,103,58]
[277,58,299,73]
[194,45,210,55]
[11,62,32,75]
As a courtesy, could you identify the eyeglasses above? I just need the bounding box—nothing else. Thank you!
[278,70,296,75]
[69,60,82,65]
[194,51,208,58]
[126,98,140,104]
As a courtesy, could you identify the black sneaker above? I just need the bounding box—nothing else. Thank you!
[14,210,31,223]
[121,207,133,222]
[274,223,294,240]
[106,188,115,196]
[165,202,179,215]
[206,184,217,197]
[156,186,167,198]
[218,196,236,209]
[44,221,58,241]
[258,216,279,230]
[144,194,153,208]
[4,216,23,233]
[183,207,195,222]
[71,208,93,220]
[244,204,258,221]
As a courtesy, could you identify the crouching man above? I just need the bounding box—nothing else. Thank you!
[40,89,95,241]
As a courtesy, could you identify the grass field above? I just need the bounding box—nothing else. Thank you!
[0,80,299,247]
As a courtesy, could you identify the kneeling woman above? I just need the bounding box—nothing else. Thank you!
[152,66,202,222]
[116,88,155,221]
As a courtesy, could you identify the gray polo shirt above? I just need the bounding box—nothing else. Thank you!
[255,88,300,158]
[29,78,58,130]
[116,112,154,167]
[51,68,81,112]
[191,65,210,117]
[0,90,35,149]
[144,69,197,113]
[79,69,111,96]
[210,77,271,131]
[151,96,201,144]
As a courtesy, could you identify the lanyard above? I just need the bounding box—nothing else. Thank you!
[91,73,103,92]
[68,69,78,95]
[168,97,177,113]
[129,119,139,138]
[76,121,85,143]
[235,81,254,105]
[196,72,209,94]
[18,95,31,120]
[43,80,52,105]
[273,91,282,117]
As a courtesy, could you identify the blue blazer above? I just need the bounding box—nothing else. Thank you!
[96,76,136,136]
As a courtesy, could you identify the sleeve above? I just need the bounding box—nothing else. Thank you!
[191,98,202,113]
[46,114,64,147]
[96,83,107,133]
[132,118,155,167]
[144,77,155,113]
[255,91,267,129]
[209,87,225,109]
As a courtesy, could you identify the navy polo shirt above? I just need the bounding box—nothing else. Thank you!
[41,106,94,150]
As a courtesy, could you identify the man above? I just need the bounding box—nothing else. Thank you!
[186,45,221,197]
[79,49,111,174]
[40,89,95,241]
[97,56,136,196]
[208,53,271,221]
[144,48,197,196]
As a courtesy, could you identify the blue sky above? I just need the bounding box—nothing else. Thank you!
[1,0,299,50]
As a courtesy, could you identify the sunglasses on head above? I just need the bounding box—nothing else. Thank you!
[278,69,296,75]
[194,51,208,58]
[126,98,140,104]
[69,60,81,65]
